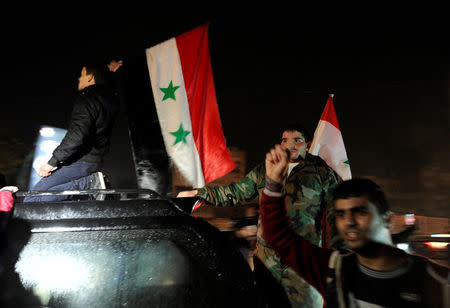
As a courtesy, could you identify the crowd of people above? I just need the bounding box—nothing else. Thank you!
[178,126,450,307]
[0,56,449,307]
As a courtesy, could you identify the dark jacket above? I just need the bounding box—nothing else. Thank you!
[48,84,119,166]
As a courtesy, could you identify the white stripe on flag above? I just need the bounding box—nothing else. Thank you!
[310,120,351,180]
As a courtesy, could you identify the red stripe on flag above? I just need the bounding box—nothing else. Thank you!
[320,96,340,130]
[176,23,236,184]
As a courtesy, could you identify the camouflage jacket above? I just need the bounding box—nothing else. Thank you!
[197,154,341,250]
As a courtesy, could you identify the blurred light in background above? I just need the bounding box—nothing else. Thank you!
[431,234,450,238]
[404,213,415,225]
[424,242,449,249]
[39,127,56,137]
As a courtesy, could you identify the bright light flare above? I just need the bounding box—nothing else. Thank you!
[424,242,449,249]
[16,254,90,292]
[431,234,450,238]
[396,243,409,251]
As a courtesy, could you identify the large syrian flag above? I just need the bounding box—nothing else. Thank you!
[309,94,351,180]
[146,23,236,188]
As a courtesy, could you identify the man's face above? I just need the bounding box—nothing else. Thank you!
[281,130,308,162]
[78,67,94,91]
[334,195,389,251]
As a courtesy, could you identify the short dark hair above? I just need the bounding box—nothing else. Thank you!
[332,178,389,215]
[281,123,311,142]
[85,64,112,86]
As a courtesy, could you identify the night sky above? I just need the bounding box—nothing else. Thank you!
[0,7,448,217]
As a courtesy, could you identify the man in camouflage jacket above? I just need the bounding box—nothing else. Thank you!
[179,124,341,308]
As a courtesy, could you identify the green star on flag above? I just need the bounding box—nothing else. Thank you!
[170,123,190,145]
[160,80,180,101]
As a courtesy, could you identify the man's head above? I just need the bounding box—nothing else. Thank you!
[78,64,111,91]
[280,124,310,162]
[332,178,392,251]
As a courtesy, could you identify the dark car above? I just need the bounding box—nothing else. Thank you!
[0,190,256,308]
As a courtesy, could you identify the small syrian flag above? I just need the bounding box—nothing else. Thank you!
[146,23,236,188]
[309,94,351,180]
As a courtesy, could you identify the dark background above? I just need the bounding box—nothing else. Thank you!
[0,7,448,217]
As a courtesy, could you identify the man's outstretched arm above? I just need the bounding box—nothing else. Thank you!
[261,144,333,296]
[177,163,265,207]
